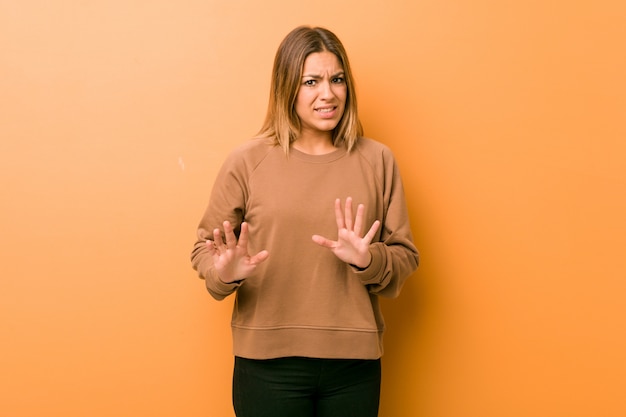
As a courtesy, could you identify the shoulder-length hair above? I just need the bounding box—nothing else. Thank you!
[257,26,363,154]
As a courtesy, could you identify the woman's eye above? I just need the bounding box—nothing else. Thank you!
[304,80,316,86]
[332,77,345,84]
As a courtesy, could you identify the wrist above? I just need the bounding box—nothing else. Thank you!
[352,252,372,270]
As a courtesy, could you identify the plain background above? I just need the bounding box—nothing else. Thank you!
[1,1,625,416]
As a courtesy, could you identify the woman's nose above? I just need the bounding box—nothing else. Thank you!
[319,80,335,99]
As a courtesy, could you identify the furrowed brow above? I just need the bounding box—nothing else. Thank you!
[302,71,345,79]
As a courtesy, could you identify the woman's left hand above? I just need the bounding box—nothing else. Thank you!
[312,197,380,268]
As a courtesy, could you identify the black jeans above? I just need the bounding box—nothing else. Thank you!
[233,356,381,417]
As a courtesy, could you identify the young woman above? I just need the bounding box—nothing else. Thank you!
[191,25,419,417]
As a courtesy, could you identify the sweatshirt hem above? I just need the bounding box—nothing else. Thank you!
[231,326,384,360]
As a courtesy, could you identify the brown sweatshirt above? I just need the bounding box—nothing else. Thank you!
[191,137,419,360]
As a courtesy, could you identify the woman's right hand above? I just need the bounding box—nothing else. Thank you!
[207,221,269,283]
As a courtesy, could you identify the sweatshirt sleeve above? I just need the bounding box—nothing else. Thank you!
[352,146,419,298]
[190,149,248,301]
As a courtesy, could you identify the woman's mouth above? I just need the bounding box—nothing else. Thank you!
[315,106,337,118]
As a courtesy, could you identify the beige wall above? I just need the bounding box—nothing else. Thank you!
[2,1,625,416]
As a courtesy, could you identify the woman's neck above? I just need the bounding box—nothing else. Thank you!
[292,134,336,155]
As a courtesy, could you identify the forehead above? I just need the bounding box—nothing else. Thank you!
[302,51,343,74]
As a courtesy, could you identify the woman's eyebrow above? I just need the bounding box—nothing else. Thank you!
[302,71,345,78]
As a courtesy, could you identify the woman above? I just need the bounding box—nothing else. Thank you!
[191,25,419,417]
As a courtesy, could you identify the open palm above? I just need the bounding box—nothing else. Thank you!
[207,221,269,283]
[312,197,380,268]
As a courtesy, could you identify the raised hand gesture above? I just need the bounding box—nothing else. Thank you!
[312,197,380,268]
[206,221,269,283]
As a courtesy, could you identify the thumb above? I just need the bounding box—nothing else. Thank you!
[312,235,335,248]
[250,250,270,264]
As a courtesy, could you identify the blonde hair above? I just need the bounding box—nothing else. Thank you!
[257,26,363,153]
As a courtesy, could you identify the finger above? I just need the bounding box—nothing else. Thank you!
[344,197,354,230]
[363,220,381,244]
[312,234,337,249]
[206,240,220,261]
[213,228,224,250]
[334,198,345,229]
[353,204,365,236]
[250,249,269,264]
[223,221,237,249]
[238,222,249,250]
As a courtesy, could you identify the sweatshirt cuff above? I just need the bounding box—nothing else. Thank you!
[351,244,384,285]
[206,269,241,300]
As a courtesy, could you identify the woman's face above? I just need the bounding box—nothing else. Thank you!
[294,51,347,141]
